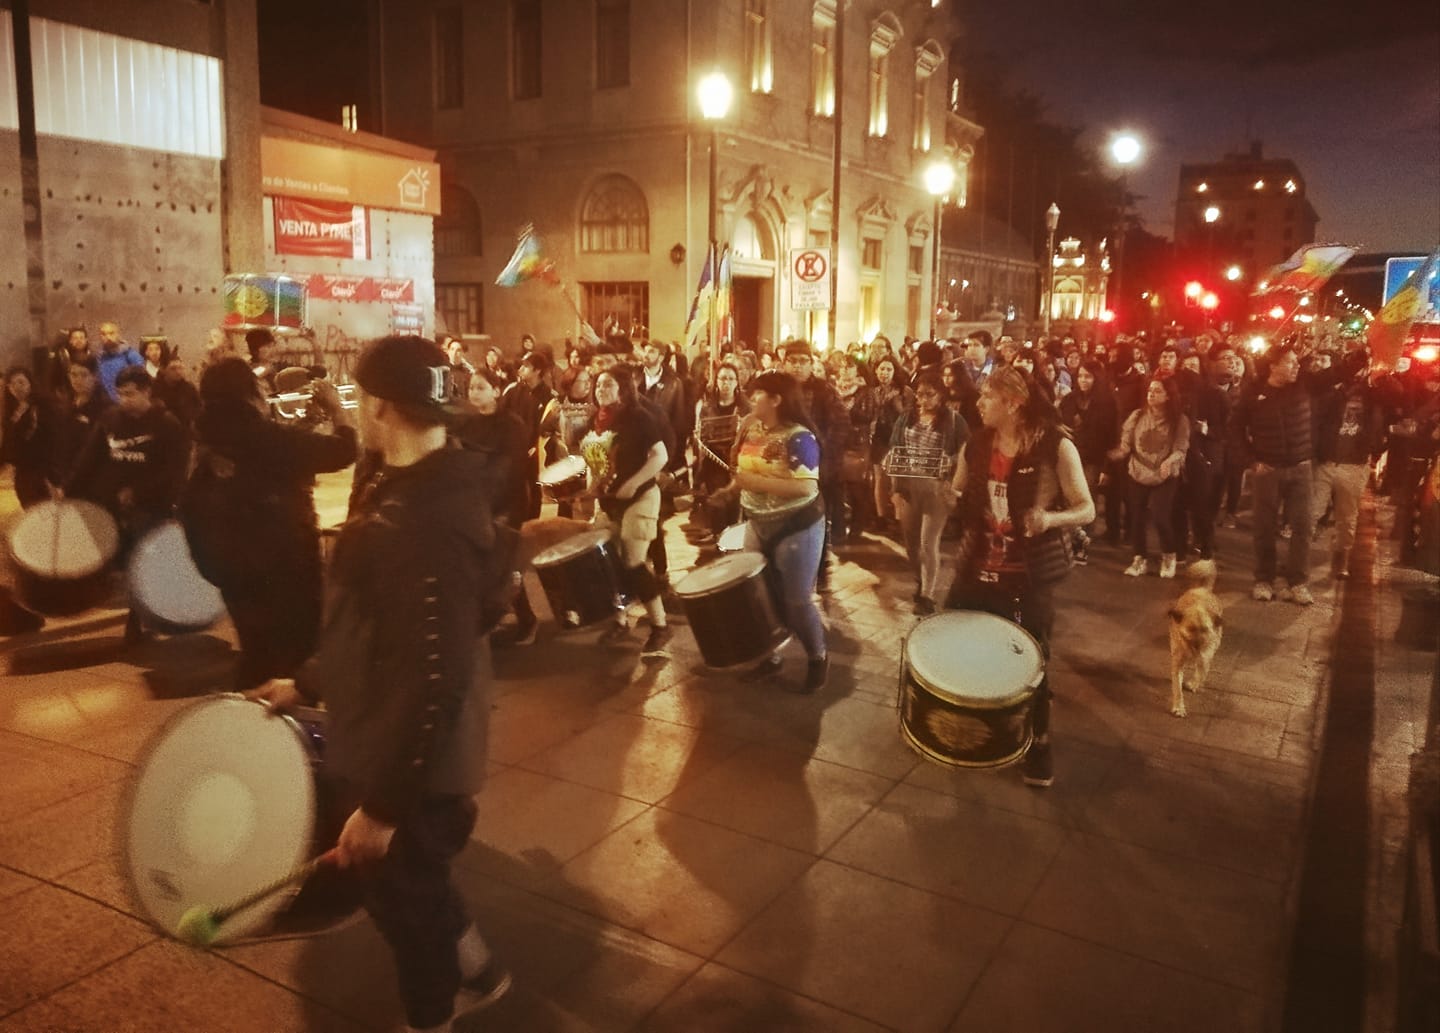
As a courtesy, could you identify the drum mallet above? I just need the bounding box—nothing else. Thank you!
[175,848,339,946]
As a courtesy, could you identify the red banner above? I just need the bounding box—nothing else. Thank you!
[274,197,369,260]
[305,275,415,303]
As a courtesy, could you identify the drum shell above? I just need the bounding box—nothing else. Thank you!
[533,534,626,628]
[898,612,1042,769]
[13,564,113,616]
[675,558,790,669]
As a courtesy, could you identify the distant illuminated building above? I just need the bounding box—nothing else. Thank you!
[1174,142,1319,270]
[1048,238,1110,323]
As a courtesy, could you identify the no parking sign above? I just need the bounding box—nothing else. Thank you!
[790,248,832,310]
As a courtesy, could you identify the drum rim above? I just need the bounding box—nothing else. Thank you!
[8,498,120,579]
[118,693,318,941]
[904,611,1044,710]
[674,552,767,598]
[532,528,613,566]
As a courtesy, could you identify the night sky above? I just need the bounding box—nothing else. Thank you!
[961,0,1440,254]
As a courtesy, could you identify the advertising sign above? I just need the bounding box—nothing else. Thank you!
[261,136,441,216]
[790,248,832,310]
[305,275,415,303]
[274,197,369,260]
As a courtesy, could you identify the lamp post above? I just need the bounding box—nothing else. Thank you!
[923,160,956,339]
[1108,132,1142,328]
[1042,202,1060,335]
[697,72,733,254]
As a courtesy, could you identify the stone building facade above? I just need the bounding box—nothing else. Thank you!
[372,0,981,355]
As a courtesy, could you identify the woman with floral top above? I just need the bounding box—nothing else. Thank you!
[1110,376,1190,578]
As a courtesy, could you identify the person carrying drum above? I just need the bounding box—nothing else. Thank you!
[247,336,511,1032]
[887,373,968,615]
[62,366,189,643]
[944,365,1094,788]
[179,357,358,689]
[577,364,673,657]
[732,370,830,693]
[691,359,749,539]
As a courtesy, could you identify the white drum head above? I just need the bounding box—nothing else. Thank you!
[907,611,1043,707]
[675,551,767,597]
[533,528,611,567]
[716,522,750,553]
[129,522,227,629]
[538,454,588,485]
[123,696,316,943]
[9,499,119,578]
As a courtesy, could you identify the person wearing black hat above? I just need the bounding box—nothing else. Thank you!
[180,356,357,689]
[245,327,279,396]
[248,336,510,1031]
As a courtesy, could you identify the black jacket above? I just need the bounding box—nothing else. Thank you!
[297,448,499,824]
[799,376,849,478]
[638,365,690,469]
[1058,386,1119,468]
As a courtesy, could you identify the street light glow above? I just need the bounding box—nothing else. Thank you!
[1110,133,1142,166]
[1203,205,1221,223]
[1201,292,1219,310]
[1225,265,1243,281]
[1185,280,1203,299]
[923,161,956,197]
[697,72,733,121]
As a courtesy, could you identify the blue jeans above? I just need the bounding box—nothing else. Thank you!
[768,517,827,660]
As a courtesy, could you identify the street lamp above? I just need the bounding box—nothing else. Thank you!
[1203,205,1221,224]
[697,72,733,251]
[1043,202,1060,335]
[923,160,956,339]
[1108,132,1142,328]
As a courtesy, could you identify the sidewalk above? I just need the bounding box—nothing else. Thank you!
[0,480,1429,1032]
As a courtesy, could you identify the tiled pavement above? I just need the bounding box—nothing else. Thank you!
[1,476,1433,1032]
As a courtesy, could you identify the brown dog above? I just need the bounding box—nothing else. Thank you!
[1168,559,1223,717]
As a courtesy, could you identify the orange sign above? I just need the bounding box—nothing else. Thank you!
[260,136,441,216]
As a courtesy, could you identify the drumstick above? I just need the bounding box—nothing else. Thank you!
[175,847,338,946]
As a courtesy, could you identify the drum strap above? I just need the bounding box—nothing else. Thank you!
[750,493,825,560]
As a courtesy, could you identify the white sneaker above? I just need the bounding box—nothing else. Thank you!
[1159,553,1177,579]
[1124,556,1148,577]
[1288,583,1315,606]
[1252,581,1274,601]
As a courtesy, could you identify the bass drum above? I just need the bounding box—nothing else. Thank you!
[537,455,590,502]
[674,552,790,669]
[128,521,228,632]
[7,499,119,615]
[898,611,1043,768]
[121,695,349,944]
[532,528,626,629]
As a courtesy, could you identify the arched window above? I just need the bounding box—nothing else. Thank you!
[580,174,649,253]
[435,185,482,257]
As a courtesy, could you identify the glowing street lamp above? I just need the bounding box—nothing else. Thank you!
[1107,132,1143,326]
[1225,265,1243,282]
[697,72,733,249]
[1110,133,1142,167]
[924,160,957,338]
[1203,205,1221,224]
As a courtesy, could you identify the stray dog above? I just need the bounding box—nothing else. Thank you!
[1168,559,1223,717]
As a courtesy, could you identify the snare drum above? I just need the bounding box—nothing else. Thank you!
[898,611,1043,768]
[674,552,790,668]
[128,521,228,632]
[7,499,120,615]
[122,695,332,944]
[532,528,626,629]
[537,455,590,501]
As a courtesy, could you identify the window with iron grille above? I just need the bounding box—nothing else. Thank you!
[437,283,484,335]
[582,282,650,335]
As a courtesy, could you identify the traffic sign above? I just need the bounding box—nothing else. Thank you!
[1384,256,1425,305]
[790,248,832,310]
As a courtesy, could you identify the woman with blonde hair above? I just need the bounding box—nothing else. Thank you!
[945,365,1094,788]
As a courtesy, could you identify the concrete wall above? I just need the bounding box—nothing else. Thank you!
[0,131,226,367]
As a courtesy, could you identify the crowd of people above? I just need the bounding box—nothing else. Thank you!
[3,317,1438,1033]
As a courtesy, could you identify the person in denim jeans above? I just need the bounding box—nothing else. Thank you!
[733,370,829,693]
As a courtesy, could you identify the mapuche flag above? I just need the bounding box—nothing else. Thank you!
[1252,244,1357,297]
[495,225,559,287]
[1370,247,1440,366]
[683,244,716,354]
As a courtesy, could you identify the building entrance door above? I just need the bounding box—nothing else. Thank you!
[732,275,765,350]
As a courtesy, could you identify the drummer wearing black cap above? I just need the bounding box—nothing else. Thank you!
[248,335,511,1032]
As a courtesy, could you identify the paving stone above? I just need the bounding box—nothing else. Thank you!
[640,961,889,1032]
